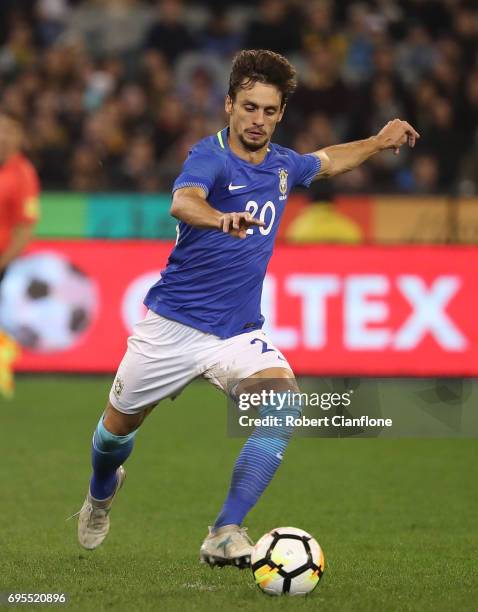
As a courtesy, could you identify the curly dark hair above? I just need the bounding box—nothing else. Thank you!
[228,49,297,108]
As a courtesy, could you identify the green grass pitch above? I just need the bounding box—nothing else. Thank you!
[1,376,477,611]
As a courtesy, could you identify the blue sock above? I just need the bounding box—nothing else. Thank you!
[90,416,137,500]
[214,397,301,528]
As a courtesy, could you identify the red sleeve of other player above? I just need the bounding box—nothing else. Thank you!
[11,155,41,225]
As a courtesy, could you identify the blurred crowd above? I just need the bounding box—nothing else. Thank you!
[0,0,477,195]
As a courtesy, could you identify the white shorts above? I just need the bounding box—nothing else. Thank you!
[109,310,292,414]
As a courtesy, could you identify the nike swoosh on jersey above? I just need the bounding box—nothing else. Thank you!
[228,183,247,191]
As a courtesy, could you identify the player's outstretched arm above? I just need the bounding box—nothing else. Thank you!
[312,118,420,180]
[171,186,264,239]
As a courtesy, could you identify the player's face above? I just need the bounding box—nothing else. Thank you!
[226,81,285,152]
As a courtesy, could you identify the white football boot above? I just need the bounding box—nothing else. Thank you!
[200,524,254,569]
[77,466,126,550]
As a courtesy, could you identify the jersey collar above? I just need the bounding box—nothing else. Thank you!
[216,127,228,150]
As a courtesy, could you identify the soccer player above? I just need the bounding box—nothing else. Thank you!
[77,50,419,566]
[0,114,40,286]
[0,114,40,397]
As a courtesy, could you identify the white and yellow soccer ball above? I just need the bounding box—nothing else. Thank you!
[251,527,325,596]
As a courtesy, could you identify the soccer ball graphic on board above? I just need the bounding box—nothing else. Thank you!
[0,252,98,352]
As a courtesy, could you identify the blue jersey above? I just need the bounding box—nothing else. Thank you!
[144,127,320,338]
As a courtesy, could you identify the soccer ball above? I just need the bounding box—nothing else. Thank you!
[0,251,98,352]
[251,527,325,596]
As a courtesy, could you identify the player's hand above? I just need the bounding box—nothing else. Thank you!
[375,119,420,155]
[219,211,265,239]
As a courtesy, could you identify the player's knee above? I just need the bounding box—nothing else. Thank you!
[256,392,303,446]
[258,390,303,420]
[102,402,146,436]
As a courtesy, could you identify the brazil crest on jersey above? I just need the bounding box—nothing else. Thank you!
[144,127,321,338]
